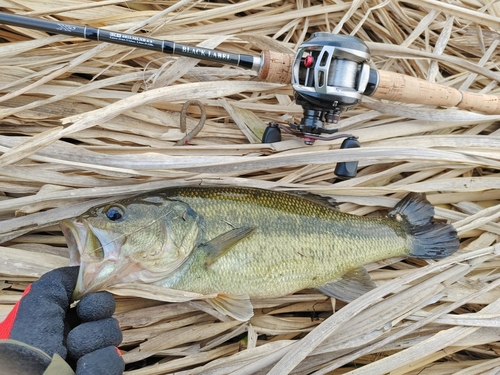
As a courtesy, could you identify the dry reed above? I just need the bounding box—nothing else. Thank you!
[1,1,500,374]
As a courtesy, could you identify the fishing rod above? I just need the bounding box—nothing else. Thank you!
[0,12,293,83]
[1,12,499,178]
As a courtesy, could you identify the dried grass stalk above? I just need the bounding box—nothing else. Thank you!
[1,1,500,374]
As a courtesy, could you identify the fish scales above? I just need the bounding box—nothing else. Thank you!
[155,187,409,298]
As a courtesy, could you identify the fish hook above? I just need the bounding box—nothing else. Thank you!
[175,100,207,145]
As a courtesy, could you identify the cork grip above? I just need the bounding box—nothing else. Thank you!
[258,50,294,84]
[457,91,500,114]
[372,70,500,115]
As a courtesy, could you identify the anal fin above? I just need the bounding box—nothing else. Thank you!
[317,266,377,302]
[207,294,254,321]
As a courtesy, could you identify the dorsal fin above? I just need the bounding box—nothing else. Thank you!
[288,191,338,210]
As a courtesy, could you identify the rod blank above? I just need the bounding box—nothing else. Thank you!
[0,12,260,71]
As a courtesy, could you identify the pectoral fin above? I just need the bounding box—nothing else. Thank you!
[317,266,377,302]
[207,294,254,321]
[203,226,256,267]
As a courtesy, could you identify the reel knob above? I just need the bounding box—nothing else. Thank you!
[262,123,282,143]
[334,137,360,179]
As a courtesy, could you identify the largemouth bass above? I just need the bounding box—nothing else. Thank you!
[60,186,459,320]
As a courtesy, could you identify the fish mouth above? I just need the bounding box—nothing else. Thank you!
[60,219,122,300]
[60,219,85,268]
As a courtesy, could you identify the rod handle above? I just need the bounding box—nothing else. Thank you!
[372,70,461,108]
[257,50,294,84]
[372,70,500,115]
[458,91,500,114]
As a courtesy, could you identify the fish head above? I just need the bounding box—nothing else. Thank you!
[60,194,203,300]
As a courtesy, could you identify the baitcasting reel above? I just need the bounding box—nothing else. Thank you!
[262,33,380,179]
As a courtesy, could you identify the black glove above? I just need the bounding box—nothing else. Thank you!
[0,267,124,375]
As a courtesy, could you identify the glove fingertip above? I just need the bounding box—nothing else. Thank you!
[77,291,116,321]
[76,346,125,375]
[38,267,80,301]
[67,318,122,359]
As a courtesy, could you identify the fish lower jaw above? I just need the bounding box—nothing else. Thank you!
[73,260,115,299]
[59,220,83,267]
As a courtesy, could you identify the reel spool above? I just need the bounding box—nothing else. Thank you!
[263,33,378,179]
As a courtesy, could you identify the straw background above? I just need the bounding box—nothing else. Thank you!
[1,0,500,374]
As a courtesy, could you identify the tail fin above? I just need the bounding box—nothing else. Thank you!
[388,193,459,259]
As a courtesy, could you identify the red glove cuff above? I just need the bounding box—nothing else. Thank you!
[0,284,32,339]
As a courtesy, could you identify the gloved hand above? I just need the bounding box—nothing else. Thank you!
[0,266,124,375]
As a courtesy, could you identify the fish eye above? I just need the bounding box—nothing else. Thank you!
[105,206,124,222]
